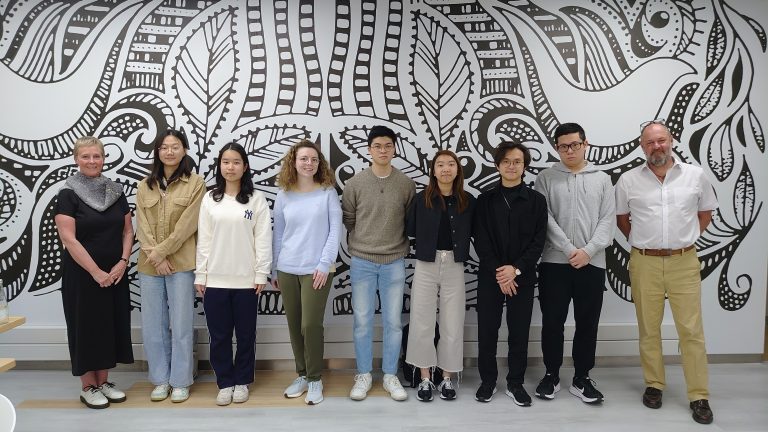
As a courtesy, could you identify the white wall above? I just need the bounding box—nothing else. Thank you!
[1,0,767,362]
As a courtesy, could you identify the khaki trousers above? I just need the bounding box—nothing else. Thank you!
[629,248,709,400]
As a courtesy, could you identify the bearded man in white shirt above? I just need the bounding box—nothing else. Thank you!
[615,120,718,425]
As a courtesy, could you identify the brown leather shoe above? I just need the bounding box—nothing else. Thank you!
[642,387,662,409]
[690,399,714,424]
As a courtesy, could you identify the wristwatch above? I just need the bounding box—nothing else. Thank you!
[513,267,521,276]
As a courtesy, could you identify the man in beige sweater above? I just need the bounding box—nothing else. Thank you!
[341,125,415,402]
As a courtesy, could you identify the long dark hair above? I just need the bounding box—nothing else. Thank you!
[211,142,254,204]
[424,150,469,213]
[146,129,194,190]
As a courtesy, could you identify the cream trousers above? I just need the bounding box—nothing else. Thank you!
[406,251,466,373]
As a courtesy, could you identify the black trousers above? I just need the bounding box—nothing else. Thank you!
[538,263,605,378]
[476,271,535,386]
[204,288,259,389]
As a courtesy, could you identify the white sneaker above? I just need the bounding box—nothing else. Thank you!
[284,376,308,398]
[216,386,234,406]
[233,384,249,403]
[98,382,126,403]
[349,373,372,401]
[80,385,109,409]
[150,383,171,401]
[383,374,408,401]
[171,387,190,403]
[305,380,324,405]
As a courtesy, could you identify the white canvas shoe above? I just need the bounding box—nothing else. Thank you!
[216,386,234,406]
[150,383,171,402]
[233,384,249,403]
[349,373,372,401]
[383,374,408,401]
[171,387,190,403]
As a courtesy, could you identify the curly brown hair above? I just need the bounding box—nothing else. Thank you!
[276,139,336,191]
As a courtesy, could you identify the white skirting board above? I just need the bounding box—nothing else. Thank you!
[0,323,688,361]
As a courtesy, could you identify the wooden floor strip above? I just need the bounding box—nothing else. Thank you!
[17,370,398,409]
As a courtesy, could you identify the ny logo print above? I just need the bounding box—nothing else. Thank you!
[244,210,253,220]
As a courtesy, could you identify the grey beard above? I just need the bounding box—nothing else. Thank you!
[648,154,669,167]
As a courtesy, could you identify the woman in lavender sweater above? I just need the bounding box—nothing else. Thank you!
[272,139,342,405]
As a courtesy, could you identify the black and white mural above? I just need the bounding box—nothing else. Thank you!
[1,0,766,354]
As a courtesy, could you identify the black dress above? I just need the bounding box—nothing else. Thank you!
[55,188,134,376]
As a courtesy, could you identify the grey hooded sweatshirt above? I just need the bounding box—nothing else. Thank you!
[533,161,615,268]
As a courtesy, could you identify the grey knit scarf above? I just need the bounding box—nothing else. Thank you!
[62,171,123,211]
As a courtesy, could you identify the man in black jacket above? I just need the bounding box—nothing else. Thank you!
[473,142,547,406]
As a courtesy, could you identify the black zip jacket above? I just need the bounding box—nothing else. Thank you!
[473,183,547,287]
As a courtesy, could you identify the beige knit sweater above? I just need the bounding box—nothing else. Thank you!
[341,167,415,264]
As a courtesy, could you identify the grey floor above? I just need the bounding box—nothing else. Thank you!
[1,363,766,432]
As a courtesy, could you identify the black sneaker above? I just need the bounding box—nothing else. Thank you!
[535,373,561,400]
[416,379,435,402]
[475,382,497,402]
[569,376,604,404]
[505,384,532,407]
[437,378,456,400]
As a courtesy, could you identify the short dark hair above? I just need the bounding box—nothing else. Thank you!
[367,125,397,146]
[493,141,531,168]
[553,122,586,143]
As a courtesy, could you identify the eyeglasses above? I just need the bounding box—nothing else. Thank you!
[499,159,524,167]
[640,118,666,132]
[297,156,319,165]
[371,143,395,152]
[556,141,584,153]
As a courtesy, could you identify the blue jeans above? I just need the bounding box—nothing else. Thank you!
[350,256,406,375]
[139,271,196,388]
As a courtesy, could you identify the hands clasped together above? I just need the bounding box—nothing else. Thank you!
[92,259,128,288]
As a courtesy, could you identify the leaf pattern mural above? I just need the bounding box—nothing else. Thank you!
[173,5,238,161]
[0,1,765,347]
[707,118,735,181]
[733,158,756,228]
[410,11,473,150]
[236,125,312,177]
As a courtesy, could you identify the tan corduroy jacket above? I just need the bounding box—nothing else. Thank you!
[135,173,206,275]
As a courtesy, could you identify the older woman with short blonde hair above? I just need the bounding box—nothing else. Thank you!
[54,136,134,409]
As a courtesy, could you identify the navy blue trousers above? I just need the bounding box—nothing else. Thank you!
[203,288,259,388]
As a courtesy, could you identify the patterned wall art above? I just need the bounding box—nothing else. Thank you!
[1,1,766,351]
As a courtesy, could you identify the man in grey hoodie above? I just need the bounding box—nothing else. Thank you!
[533,123,615,404]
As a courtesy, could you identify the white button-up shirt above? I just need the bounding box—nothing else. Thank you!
[615,159,718,249]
